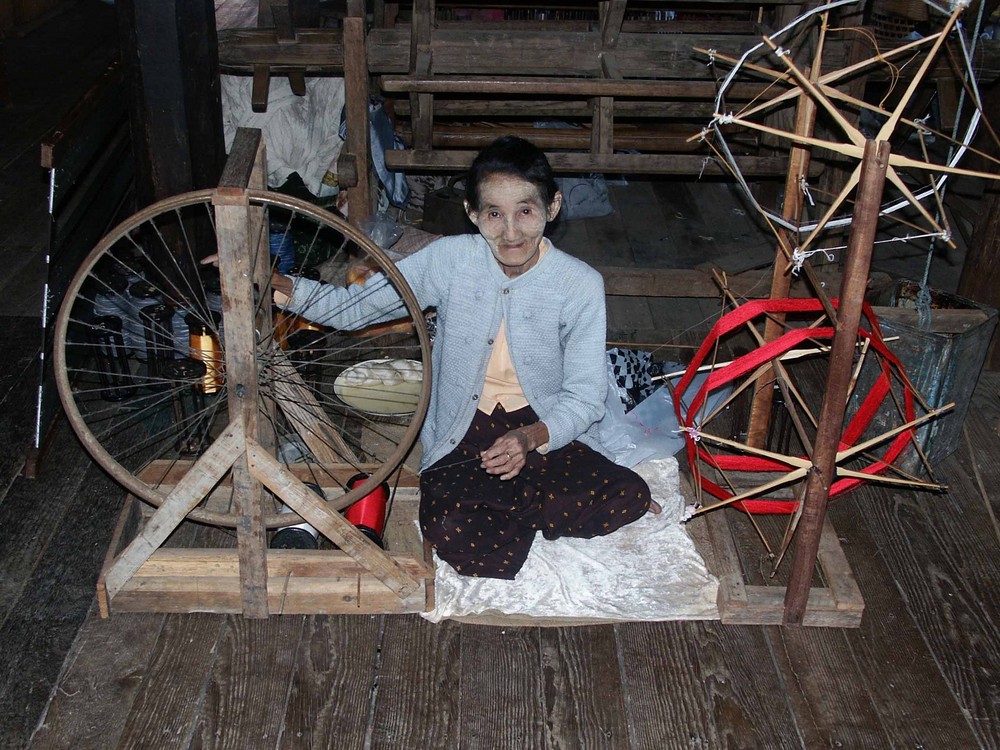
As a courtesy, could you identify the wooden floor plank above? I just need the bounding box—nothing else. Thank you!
[0,317,42,491]
[458,624,545,750]
[0,450,128,748]
[963,371,1000,529]
[727,513,892,747]
[112,614,229,749]
[27,521,213,750]
[578,202,634,267]
[279,615,380,749]
[615,620,802,749]
[0,424,103,619]
[190,615,305,749]
[826,500,984,747]
[607,295,654,334]
[369,615,462,749]
[28,610,166,750]
[859,448,1000,748]
[539,625,630,749]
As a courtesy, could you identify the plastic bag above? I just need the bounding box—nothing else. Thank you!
[360,211,404,251]
[597,360,731,468]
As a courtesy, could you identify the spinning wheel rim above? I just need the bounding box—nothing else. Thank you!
[54,189,432,528]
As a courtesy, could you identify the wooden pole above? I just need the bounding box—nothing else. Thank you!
[958,78,1000,370]
[214,130,270,618]
[342,14,374,224]
[783,139,890,625]
[746,88,817,448]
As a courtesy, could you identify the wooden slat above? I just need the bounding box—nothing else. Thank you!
[190,616,303,746]
[216,27,1000,80]
[381,75,767,99]
[110,576,427,615]
[101,422,245,601]
[616,620,802,746]
[130,548,432,580]
[597,265,856,299]
[384,150,789,176]
[137,458,420,490]
[394,122,705,153]
[279,616,381,748]
[246,441,421,598]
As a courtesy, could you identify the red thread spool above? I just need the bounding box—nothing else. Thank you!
[345,473,389,548]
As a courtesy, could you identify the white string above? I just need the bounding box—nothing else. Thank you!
[706,48,717,65]
[799,176,815,207]
[698,156,712,179]
[674,425,702,442]
[790,247,836,275]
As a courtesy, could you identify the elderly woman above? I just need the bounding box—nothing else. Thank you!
[273,136,655,579]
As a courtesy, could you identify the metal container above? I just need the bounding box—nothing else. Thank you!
[853,281,997,474]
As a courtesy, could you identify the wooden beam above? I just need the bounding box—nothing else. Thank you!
[246,441,422,598]
[343,15,373,223]
[214,166,270,617]
[380,75,778,99]
[783,139,891,625]
[101,422,245,601]
[384,150,789,176]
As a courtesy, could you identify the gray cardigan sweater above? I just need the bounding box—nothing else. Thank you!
[283,233,608,470]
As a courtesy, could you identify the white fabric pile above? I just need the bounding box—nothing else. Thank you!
[422,456,719,623]
[220,74,345,198]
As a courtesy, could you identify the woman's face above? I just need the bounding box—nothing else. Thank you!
[466,173,561,278]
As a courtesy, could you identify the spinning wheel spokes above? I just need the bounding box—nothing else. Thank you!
[54,190,432,529]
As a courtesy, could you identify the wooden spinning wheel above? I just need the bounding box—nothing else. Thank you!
[54,129,433,616]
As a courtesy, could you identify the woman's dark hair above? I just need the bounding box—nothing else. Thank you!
[464,136,559,211]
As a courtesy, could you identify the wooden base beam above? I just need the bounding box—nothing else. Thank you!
[98,493,435,617]
[705,507,864,628]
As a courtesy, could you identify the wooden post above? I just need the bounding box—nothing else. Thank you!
[117,0,225,289]
[117,0,225,205]
[783,139,890,625]
[214,129,270,618]
[343,13,374,224]
[746,88,818,448]
[958,80,1000,370]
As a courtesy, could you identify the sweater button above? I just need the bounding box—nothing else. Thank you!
[487,338,494,345]
[503,289,510,295]
[450,439,456,445]
[472,394,479,400]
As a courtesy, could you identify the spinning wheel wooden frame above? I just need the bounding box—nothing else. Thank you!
[55,129,434,617]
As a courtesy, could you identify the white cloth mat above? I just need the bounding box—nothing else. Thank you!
[422,456,719,623]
